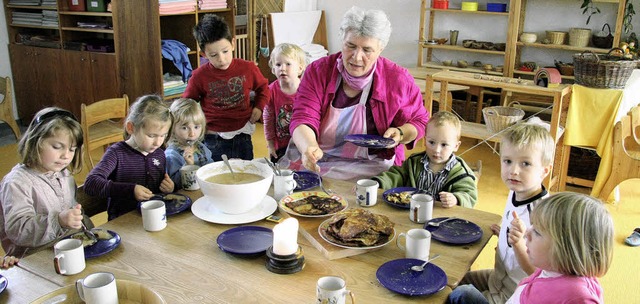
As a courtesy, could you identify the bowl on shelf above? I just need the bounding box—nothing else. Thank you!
[471,42,484,49]
[442,60,453,66]
[435,38,448,45]
[493,43,506,51]
[457,60,469,68]
[520,32,537,43]
[196,160,274,214]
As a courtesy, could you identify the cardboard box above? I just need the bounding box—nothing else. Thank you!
[68,0,86,11]
[86,0,107,12]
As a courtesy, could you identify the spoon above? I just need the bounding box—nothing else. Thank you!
[221,154,236,179]
[411,254,441,272]
[426,217,460,227]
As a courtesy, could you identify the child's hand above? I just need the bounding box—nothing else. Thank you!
[490,223,501,236]
[58,204,83,229]
[250,108,262,124]
[508,211,527,247]
[1,255,19,269]
[438,192,457,208]
[302,146,323,172]
[183,146,195,165]
[159,173,175,193]
[267,141,278,158]
[134,185,154,201]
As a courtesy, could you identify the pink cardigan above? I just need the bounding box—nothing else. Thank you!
[289,52,429,165]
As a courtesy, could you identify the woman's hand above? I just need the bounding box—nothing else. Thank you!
[159,173,175,193]
[383,127,403,147]
[59,204,83,229]
[302,146,323,172]
[134,185,153,201]
[1,255,19,269]
[250,108,262,124]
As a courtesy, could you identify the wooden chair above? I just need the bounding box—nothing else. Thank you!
[598,109,640,202]
[81,95,129,168]
[76,184,108,218]
[0,76,21,140]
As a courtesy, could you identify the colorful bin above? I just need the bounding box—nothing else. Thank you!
[68,0,86,11]
[86,0,107,12]
[433,0,449,9]
[487,3,507,12]
[461,2,478,11]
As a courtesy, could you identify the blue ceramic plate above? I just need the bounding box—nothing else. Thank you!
[382,187,417,209]
[0,274,6,294]
[294,171,321,191]
[376,258,447,296]
[217,226,273,256]
[424,217,483,245]
[70,229,121,259]
[149,193,192,216]
[344,134,395,148]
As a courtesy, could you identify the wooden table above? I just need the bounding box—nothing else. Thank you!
[5,178,500,303]
[426,71,573,191]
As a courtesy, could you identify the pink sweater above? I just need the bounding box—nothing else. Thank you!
[513,269,603,303]
[289,52,428,165]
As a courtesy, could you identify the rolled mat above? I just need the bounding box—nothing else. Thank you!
[534,68,562,87]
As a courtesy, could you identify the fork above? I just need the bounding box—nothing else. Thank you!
[317,174,335,196]
[426,217,462,227]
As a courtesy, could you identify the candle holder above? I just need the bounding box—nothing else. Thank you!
[265,245,305,274]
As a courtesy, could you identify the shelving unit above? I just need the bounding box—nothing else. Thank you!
[417,0,520,77]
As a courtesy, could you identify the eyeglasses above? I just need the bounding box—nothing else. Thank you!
[34,109,78,126]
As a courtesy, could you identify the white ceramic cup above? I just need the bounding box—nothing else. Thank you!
[396,228,432,261]
[180,164,200,190]
[409,193,434,224]
[316,276,356,304]
[53,239,86,275]
[273,169,297,201]
[141,200,167,232]
[355,179,379,207]
[76,272,119,304]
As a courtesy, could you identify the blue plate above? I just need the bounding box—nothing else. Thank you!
[382,187,417,209]
[376,258,447,296]
[149,193,192,216]
[424,217,483,245]
[294,171,321,191]
[0,274,6,294]
[344,134,395,148]
[81,229,121,259]
[217,226,273,256]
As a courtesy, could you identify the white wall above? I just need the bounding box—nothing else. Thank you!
[318,0,640,67]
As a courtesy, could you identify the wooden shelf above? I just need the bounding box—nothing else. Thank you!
[422,44,506,55]
[7,4,56,9]
[460,121,502,143]
[61,27,113,34]
[513,70,575,80]
[425,8,509,16]
[58,11,112,17]
[10,24,58,30]
[422,62,504,76]
[516,42,612,53]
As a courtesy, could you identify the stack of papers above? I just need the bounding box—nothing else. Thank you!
[8,0,41,5]
[163,73,187,97]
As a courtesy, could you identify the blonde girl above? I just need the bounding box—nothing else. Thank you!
[262,43,307,162]
[85,95,174,220]
[506,192,613,303]
[0,107,84,259]
[165,98,212,188]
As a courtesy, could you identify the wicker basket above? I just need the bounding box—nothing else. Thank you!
[546,31,567,45]
[573,49,639,89]
[569,28,591,47]
[592,23,614,49]
[482,106,525,133]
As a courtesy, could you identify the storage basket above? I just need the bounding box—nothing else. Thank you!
[592,23,614,49]
[546,31,567,45]
[573,49,639,89]
[482,106,525,133]
[569,28,591,47]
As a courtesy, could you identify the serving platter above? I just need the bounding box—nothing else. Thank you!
[217,226,273,256]
[317,218,395,250]
[279,191,348,218]
[0,274,6,294]
[191,195,277,225]
[424,217,483,245]
[376,258,447,296]
[382,187,417,209]
[344,134,395,148]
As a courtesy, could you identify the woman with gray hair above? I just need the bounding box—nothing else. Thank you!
[280,6,429,180]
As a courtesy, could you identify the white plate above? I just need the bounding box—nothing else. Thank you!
[318,218,396,250]
[279,191,348,218]
[191,195,277,224]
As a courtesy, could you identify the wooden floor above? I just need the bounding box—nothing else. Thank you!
[0,123,637,302]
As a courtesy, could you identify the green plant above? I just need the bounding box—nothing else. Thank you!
[581,0,635,34]
[581,0,600,25]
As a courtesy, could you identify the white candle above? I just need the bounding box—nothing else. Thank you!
[272,217,299,255]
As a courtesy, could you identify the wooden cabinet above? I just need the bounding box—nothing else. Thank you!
[60,51,118,116]
[417,0,520,76]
